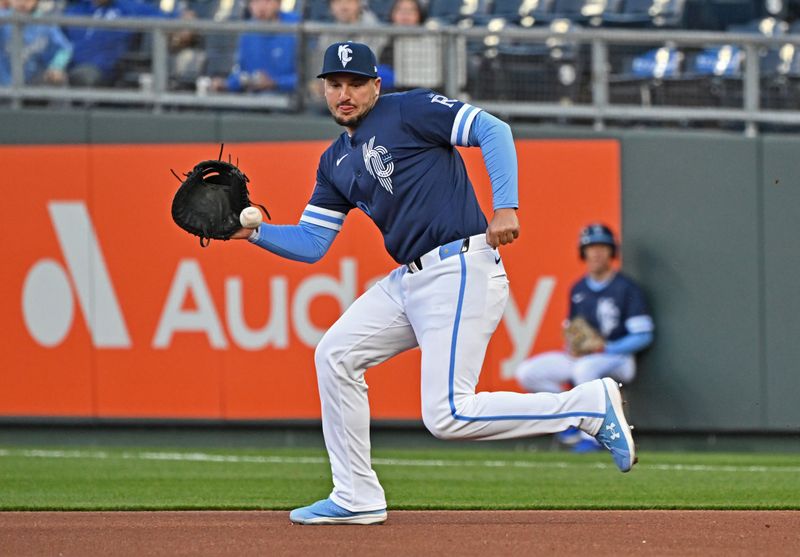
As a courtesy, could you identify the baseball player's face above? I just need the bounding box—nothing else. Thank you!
[324,74,382,130]
[583,244,614,276]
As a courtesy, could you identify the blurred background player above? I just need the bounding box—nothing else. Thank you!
[515,223,654,452]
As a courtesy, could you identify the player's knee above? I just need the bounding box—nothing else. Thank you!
[515,363,538,391]
[515,362,549,392]
[421,406,463,440]
[514,361,530,384]
[423,418,461,440]
[573,360,604,385]
[314,332,344,379]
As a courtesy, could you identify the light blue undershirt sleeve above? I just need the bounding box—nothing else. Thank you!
[467,110,519,210]
[247,221,337,263]
[604,332,653,355]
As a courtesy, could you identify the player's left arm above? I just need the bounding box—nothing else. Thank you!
[604,282,654,355]
[604,331,653,355]
[467,111,519,248]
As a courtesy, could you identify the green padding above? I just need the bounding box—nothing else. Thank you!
[89,110,217,144]
[0,108,89,144]
[761,135,800,429]
[621,131,762,431]
[219,113,340,142]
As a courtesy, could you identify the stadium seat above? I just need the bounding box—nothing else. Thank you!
[613,17,793,110]
[427,0,484,24]
[305,0,333,21]
[550,0,604,23]
[369,0,396,22]
[726,17,799,109]
[467,18,585,102]
[601,0,687,28]
[517,0,606,25]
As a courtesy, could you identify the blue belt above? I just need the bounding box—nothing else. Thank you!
[407,237,471,273]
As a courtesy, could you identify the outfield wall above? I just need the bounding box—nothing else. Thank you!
[0,108,797,433]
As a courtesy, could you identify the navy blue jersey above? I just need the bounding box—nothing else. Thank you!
[301,89,488,264]
[569,273,654,342]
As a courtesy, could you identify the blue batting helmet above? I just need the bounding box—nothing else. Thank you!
[579,223,617,259]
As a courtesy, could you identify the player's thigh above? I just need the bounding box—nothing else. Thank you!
[408,250,507,407]
[515,351,575,391]
[572,353,635,385]
[316,268,418,372]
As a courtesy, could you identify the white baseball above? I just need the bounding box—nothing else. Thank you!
[239,207,263,228]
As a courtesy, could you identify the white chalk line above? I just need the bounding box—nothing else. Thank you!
[0,448,798,474]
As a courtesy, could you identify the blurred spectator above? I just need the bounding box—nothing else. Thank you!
[62,0,177,87]
[210,0,297,93]
[378,0,440,91]
[0,0,72,86]
[201,0,247,80]
[0,0,10,10]
[319,0,385,52]
[165,0,247,91]
[379,0,425,66]
[386,0,422,26]
[167,2,206,89]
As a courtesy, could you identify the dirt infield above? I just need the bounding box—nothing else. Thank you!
[1,510,798,556]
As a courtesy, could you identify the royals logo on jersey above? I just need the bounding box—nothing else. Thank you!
[596,297,621,337]
[303,89,488,264]
[569,273,654,342]
[362,136,394,194]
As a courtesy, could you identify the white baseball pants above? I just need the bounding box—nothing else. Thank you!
[314,234,608,512]
[515,351,636,394]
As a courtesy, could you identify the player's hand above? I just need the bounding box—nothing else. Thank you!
[486,208,519,248]
[230,228,254,240]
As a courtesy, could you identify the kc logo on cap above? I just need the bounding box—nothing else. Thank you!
[338,44,353,68]
[318,41,379,79]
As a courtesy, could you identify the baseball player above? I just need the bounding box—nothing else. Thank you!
[232,43,637,525]
[515,224,654,452]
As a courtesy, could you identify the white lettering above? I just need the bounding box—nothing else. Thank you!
[22,259,75,347]
[47,201,131,347]
[430,94,457,107]
[153,259,228,349]
[292,258,357,347]
[226,276,289,350]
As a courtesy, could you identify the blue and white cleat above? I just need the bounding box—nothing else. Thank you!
[556,426,583,447]
[289,498,387,525]
[595,378,637,473]
[571,437,603,453]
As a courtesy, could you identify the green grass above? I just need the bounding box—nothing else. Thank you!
[1,446,799,510]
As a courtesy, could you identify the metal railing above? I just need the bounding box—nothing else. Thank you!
[3,13,800,135]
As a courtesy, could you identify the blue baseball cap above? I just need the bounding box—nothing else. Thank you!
[317,42,379,79]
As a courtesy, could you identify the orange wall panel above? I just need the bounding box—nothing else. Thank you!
[0,140,619,420]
